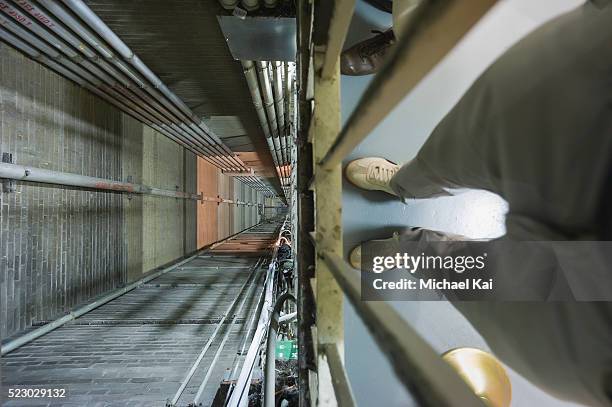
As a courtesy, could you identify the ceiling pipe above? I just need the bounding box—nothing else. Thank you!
[0,17,234,171]
[1,1,242,172]
[3,0,278,194]
[44,0,249,171]
[242,0,260,11]
[272,68,289,182]
[283,62,292,173]
[262,0,277,8]
[0,162,202,199]
[218,0,239,10]
[242,60,285,189]
[256,61,284,172]
[257,62,283,175]
[271,61,287,166]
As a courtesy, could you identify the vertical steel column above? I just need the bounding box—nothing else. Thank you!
[296,0,316,404]
[312,51,343,406]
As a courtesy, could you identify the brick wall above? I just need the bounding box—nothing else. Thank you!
[0,44,197,339]
[0,44,126,338]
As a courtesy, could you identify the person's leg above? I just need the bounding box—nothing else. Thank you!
[454,302,612,407]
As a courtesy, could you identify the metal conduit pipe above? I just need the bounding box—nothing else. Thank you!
[236,177,269,196]
[1,1,243,171]
[284,62,291,134]
[0,26,234,174]
[0,24,233,172]
[271,61,286,161]
[242,0,259,11]
[235,177,264,198]
[243,175,271,191]
[256,61,286,184]
[256,61,280,137]
[0,162,202,199]
[218,0,239,10]
[262,0,277,8]
[241,61,281,172]
[282,62,291,176]
[241,60,285,183]
[59,0,247,168]
[192,260,266,405]
[4,4,274,189]
[3,2,176,128]
[264,293,296,407]
[170,259,263,405]
[9,0,246,171]
[227,220,287,407]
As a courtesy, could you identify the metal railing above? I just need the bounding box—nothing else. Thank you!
[227,217,290,407]
[299,0,498,405]
[0,162,267,205]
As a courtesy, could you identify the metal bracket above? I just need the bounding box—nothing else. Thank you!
[126,175,133,200]
[1,153,16,193]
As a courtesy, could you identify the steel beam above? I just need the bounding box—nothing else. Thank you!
[318,0,356,79]
[312,50,343,406]
[321,252,486,407]
[318,0,497,171]
[322,343,356,407]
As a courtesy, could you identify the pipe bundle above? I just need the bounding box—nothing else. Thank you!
[241,60,295,199]
[0,0,275,193]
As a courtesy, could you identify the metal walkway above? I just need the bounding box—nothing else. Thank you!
[1,221,282,407]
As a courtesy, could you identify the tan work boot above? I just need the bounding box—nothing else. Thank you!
[345,157,400,196]
[340,29,395,76]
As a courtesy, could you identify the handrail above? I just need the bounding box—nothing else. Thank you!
[169,259,263,405]
[264,292,297,407]
[0,162,265,205]
[226,217,289,407]
[320,251,486,407]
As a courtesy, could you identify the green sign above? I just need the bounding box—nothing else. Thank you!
[275,340,298,360]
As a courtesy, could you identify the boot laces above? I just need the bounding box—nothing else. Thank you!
[366,163,397,187]
[358,30,394,59]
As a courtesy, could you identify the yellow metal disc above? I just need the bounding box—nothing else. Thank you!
[442,347,512,407]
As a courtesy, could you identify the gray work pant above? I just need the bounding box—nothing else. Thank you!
[388,1,612,405]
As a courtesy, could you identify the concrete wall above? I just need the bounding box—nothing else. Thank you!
[197,156,264,246]
[123,126,196,281]
[0,44,197,339]
[196,159,219,248]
